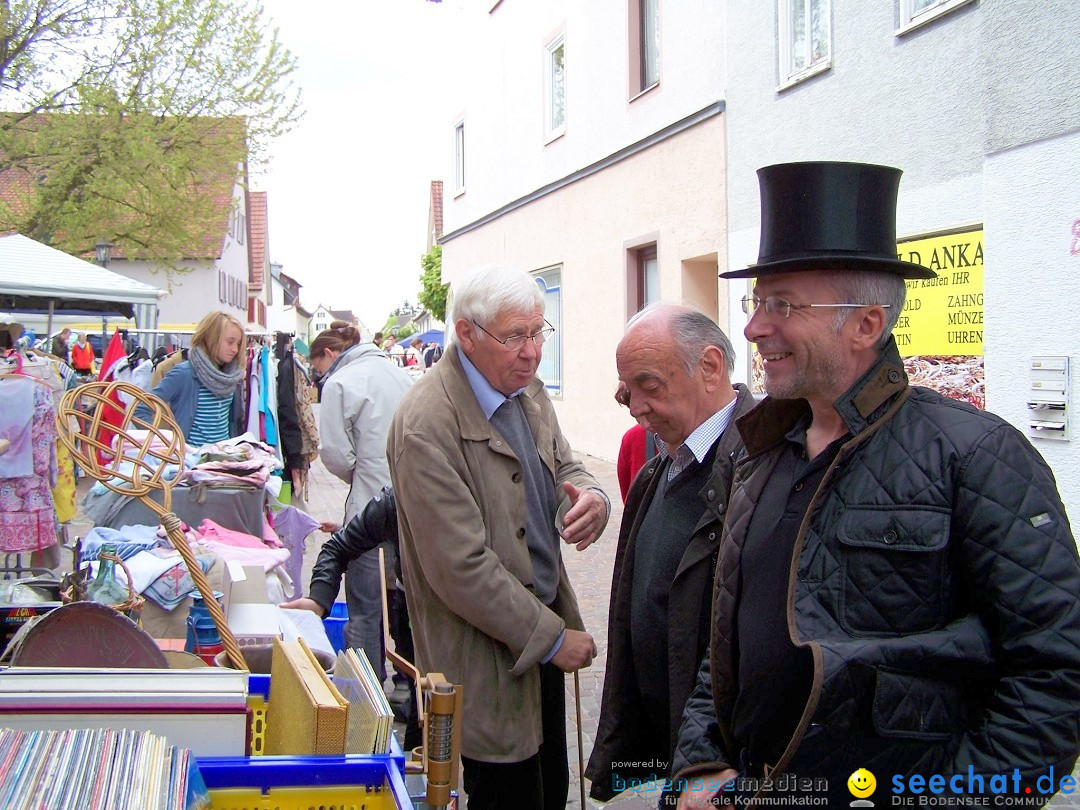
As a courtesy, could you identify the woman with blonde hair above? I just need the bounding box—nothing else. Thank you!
[138,311,247,444]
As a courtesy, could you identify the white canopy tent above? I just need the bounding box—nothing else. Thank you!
[0,233,163,335]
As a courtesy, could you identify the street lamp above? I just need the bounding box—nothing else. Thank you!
[94,238,113,268]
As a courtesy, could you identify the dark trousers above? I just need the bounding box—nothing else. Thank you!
[389,588,422,751]
[461,662,567,810]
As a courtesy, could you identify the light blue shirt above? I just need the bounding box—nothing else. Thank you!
[667,397,740,482]
[459,349,524,416]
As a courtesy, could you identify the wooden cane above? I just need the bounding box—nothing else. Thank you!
[55,380,247,671]
[575,669,586,809]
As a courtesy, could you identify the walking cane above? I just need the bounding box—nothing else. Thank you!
[575,670,586,809]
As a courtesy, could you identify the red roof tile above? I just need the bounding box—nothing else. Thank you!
[0,113,245,261]
[431,180,443,241]
[247,190,267,289]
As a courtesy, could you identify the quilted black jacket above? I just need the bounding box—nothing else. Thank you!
[671,341,1080,807]
[307,486,397,613]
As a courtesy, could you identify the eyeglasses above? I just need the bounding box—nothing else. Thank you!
[472,319,555,351]
[740,295,891,319]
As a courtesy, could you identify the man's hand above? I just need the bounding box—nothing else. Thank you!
[675,768,739,809]
[278,597,327,618]
[550,629,597,672]
[320,521,340,533]
[558,482,607,551]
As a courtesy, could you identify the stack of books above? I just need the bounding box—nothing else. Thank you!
[264,638,348,755]
[261,639,396,757]
[0,667,249,757]
[335,647,394,754]
[0,726,200,809]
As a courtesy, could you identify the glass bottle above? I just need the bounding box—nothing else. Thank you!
[86,543,129,606]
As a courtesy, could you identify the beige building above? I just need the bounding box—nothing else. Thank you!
[440,0,727,461]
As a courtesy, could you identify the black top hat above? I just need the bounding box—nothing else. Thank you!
[721,161,935,279]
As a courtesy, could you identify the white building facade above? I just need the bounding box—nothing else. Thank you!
[110,180,250,330]
[440,0,729,461]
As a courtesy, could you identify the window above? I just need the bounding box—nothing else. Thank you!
[544,35,566,140]
[635,245,659,312]
[777,0,831,88]
[639,0,660,91]
[629,0,660,97]
[898,0,977,34]
[624,239,659,317]
[534,268,562,393]
[453,117,465,194]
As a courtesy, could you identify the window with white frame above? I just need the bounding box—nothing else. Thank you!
[898,0,976,32]
[634,244,658,312]
[534,268,562,393]
[453,118,465,194]
[639,0,660,91]
[777,0,831,87]
[545,35,566,139]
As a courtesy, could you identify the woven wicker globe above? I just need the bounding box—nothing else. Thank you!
[55,380,186,506]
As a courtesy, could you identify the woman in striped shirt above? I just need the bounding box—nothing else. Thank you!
[141,311,246,446]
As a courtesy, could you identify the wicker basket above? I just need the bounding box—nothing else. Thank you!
[62,551,145,623]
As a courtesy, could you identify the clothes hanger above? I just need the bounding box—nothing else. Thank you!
[0,350,52,388]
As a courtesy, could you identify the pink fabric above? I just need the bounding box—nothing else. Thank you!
[262,515,281,547]
[0,384,58,552]
[197,517,274,549]
[195,538,290,573]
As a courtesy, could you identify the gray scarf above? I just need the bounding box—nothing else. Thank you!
[189,345,243,397]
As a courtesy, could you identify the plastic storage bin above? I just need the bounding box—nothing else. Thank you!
[198,754,411,810]
[323,601,349,653]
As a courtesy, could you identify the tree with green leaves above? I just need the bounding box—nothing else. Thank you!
[0,0,301,266]
[418,244,447,322]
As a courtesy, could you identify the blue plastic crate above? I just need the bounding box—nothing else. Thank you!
[323,601,349,653]
[197,753,411,809]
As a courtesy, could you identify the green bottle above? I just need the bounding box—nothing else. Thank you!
[87,543,129,606]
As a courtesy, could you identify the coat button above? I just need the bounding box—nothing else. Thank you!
[883,530,898,544]
[888,369,901,383]
[496,440,503,447]
[512,472,522,483]
[794,482,804,492]
[707,489,716,501]
[516,527,526,539]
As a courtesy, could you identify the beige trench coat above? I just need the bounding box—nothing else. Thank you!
[387,345,604,762]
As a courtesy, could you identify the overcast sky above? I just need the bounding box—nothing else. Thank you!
[255,0,467,330]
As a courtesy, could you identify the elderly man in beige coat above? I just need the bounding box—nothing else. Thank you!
[388,265,609,810]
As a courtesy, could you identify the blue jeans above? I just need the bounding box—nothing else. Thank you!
[343,545,387,683]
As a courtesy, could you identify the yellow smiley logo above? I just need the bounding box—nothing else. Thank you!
[848,768,877,798]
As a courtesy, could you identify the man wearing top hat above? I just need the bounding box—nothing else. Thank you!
[670,162,1080,809]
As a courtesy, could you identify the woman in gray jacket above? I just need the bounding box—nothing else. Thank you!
[308,321,413,682]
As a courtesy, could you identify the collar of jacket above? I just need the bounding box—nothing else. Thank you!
[735,337,909,457]
[630,383,757,526]
[691,384,758,531]
[439,343,547,442]
[326,342,382,377]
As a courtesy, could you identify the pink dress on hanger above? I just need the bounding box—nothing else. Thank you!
[0,383,58,552]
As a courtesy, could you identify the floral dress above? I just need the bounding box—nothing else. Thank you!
[0,383,58,552]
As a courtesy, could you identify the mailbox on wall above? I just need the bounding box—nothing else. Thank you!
[1028,356,1070,441]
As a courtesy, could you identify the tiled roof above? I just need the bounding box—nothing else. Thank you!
[0,113,244,261]
[431,180,443,240]
[330,309,357,324]
[247,191,267,290]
